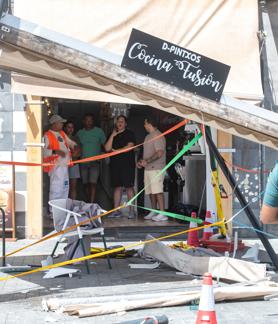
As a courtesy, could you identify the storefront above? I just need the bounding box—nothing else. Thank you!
[40,98,207,236]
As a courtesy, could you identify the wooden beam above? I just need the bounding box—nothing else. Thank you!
[217,130,233,237]
[26,95,43,238]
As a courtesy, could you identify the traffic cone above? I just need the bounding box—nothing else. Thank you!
[202,211,213,241]
[196,272,217,324]
[187,212,200,247]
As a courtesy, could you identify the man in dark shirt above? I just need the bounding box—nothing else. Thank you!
[105,115,136,218]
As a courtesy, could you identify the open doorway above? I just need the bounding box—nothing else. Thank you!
[42,99,207,235]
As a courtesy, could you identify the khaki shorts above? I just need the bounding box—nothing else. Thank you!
[80,162,100,184]
[144,170,164,195]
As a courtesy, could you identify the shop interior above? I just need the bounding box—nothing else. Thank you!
[42,99,207,232]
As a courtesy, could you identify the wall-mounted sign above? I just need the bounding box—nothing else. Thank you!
[0,165,15,237]
[121,29,230,102]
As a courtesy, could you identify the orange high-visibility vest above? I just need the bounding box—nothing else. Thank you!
[43,130,71,173]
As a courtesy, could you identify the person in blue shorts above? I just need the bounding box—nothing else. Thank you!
[260,162,278,224]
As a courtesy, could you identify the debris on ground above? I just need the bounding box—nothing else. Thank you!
[128,262,160,269]
[142,235,267,282]
[43,267,81,279]
[42,279,278,317]
[241,243,260,263]
[117,314,169,324]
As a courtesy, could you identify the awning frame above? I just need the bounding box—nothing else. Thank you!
[0,14,277,149]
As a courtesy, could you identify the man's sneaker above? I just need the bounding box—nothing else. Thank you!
[108,210,122,218]
[144,211,156,220]
[152,214,168,222]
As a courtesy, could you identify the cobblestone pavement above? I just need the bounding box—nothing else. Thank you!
[0,238,278,323]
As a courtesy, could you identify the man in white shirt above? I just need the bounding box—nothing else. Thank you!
[43,115,76,208]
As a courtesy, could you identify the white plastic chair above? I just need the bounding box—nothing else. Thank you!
[48,199,112,273]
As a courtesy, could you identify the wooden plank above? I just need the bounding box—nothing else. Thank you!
[26,95,43,238]
[44,285,278,317]
[217,130,233,237]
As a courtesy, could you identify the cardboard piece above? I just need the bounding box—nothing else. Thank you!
[128,262,160,269]
[43,267,80,279]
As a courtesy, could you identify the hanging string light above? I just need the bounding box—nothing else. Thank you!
[43,97,54,116]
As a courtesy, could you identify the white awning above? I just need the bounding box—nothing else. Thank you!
[13,0,263,101]
[0,14,276,149]
[11,74,142,104]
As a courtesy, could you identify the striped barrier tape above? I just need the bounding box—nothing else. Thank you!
[0,119,188,167]
[0,131,200,261]
[0,219,224,282]
[128,132,203,205]
[131,204,204,224]
[0,184,266,281]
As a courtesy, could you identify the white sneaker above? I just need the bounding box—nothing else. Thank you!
[144,211,156,220]
[152,214,168,222]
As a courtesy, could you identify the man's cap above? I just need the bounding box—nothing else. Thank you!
[49,114,67,124]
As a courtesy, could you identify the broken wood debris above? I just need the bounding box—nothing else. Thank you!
[142,235,266,282]
[43,267,80,279]
[42,281,278,318]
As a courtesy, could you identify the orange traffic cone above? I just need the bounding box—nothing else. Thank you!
[196,272,217,324]
[187,212,200,247]
[202,211,213,241]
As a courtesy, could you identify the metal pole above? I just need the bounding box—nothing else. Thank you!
[0,0,7,17]
[205,128,278,270]
[0,207,6,267]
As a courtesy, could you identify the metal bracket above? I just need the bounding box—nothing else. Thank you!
[1,24,9,33]
[24,142,45,148]
[218,148,236,153]
[24,101,44,105]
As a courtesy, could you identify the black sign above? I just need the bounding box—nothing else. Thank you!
[121,29,230,102]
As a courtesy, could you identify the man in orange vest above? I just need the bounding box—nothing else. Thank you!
[43,115,76,212]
